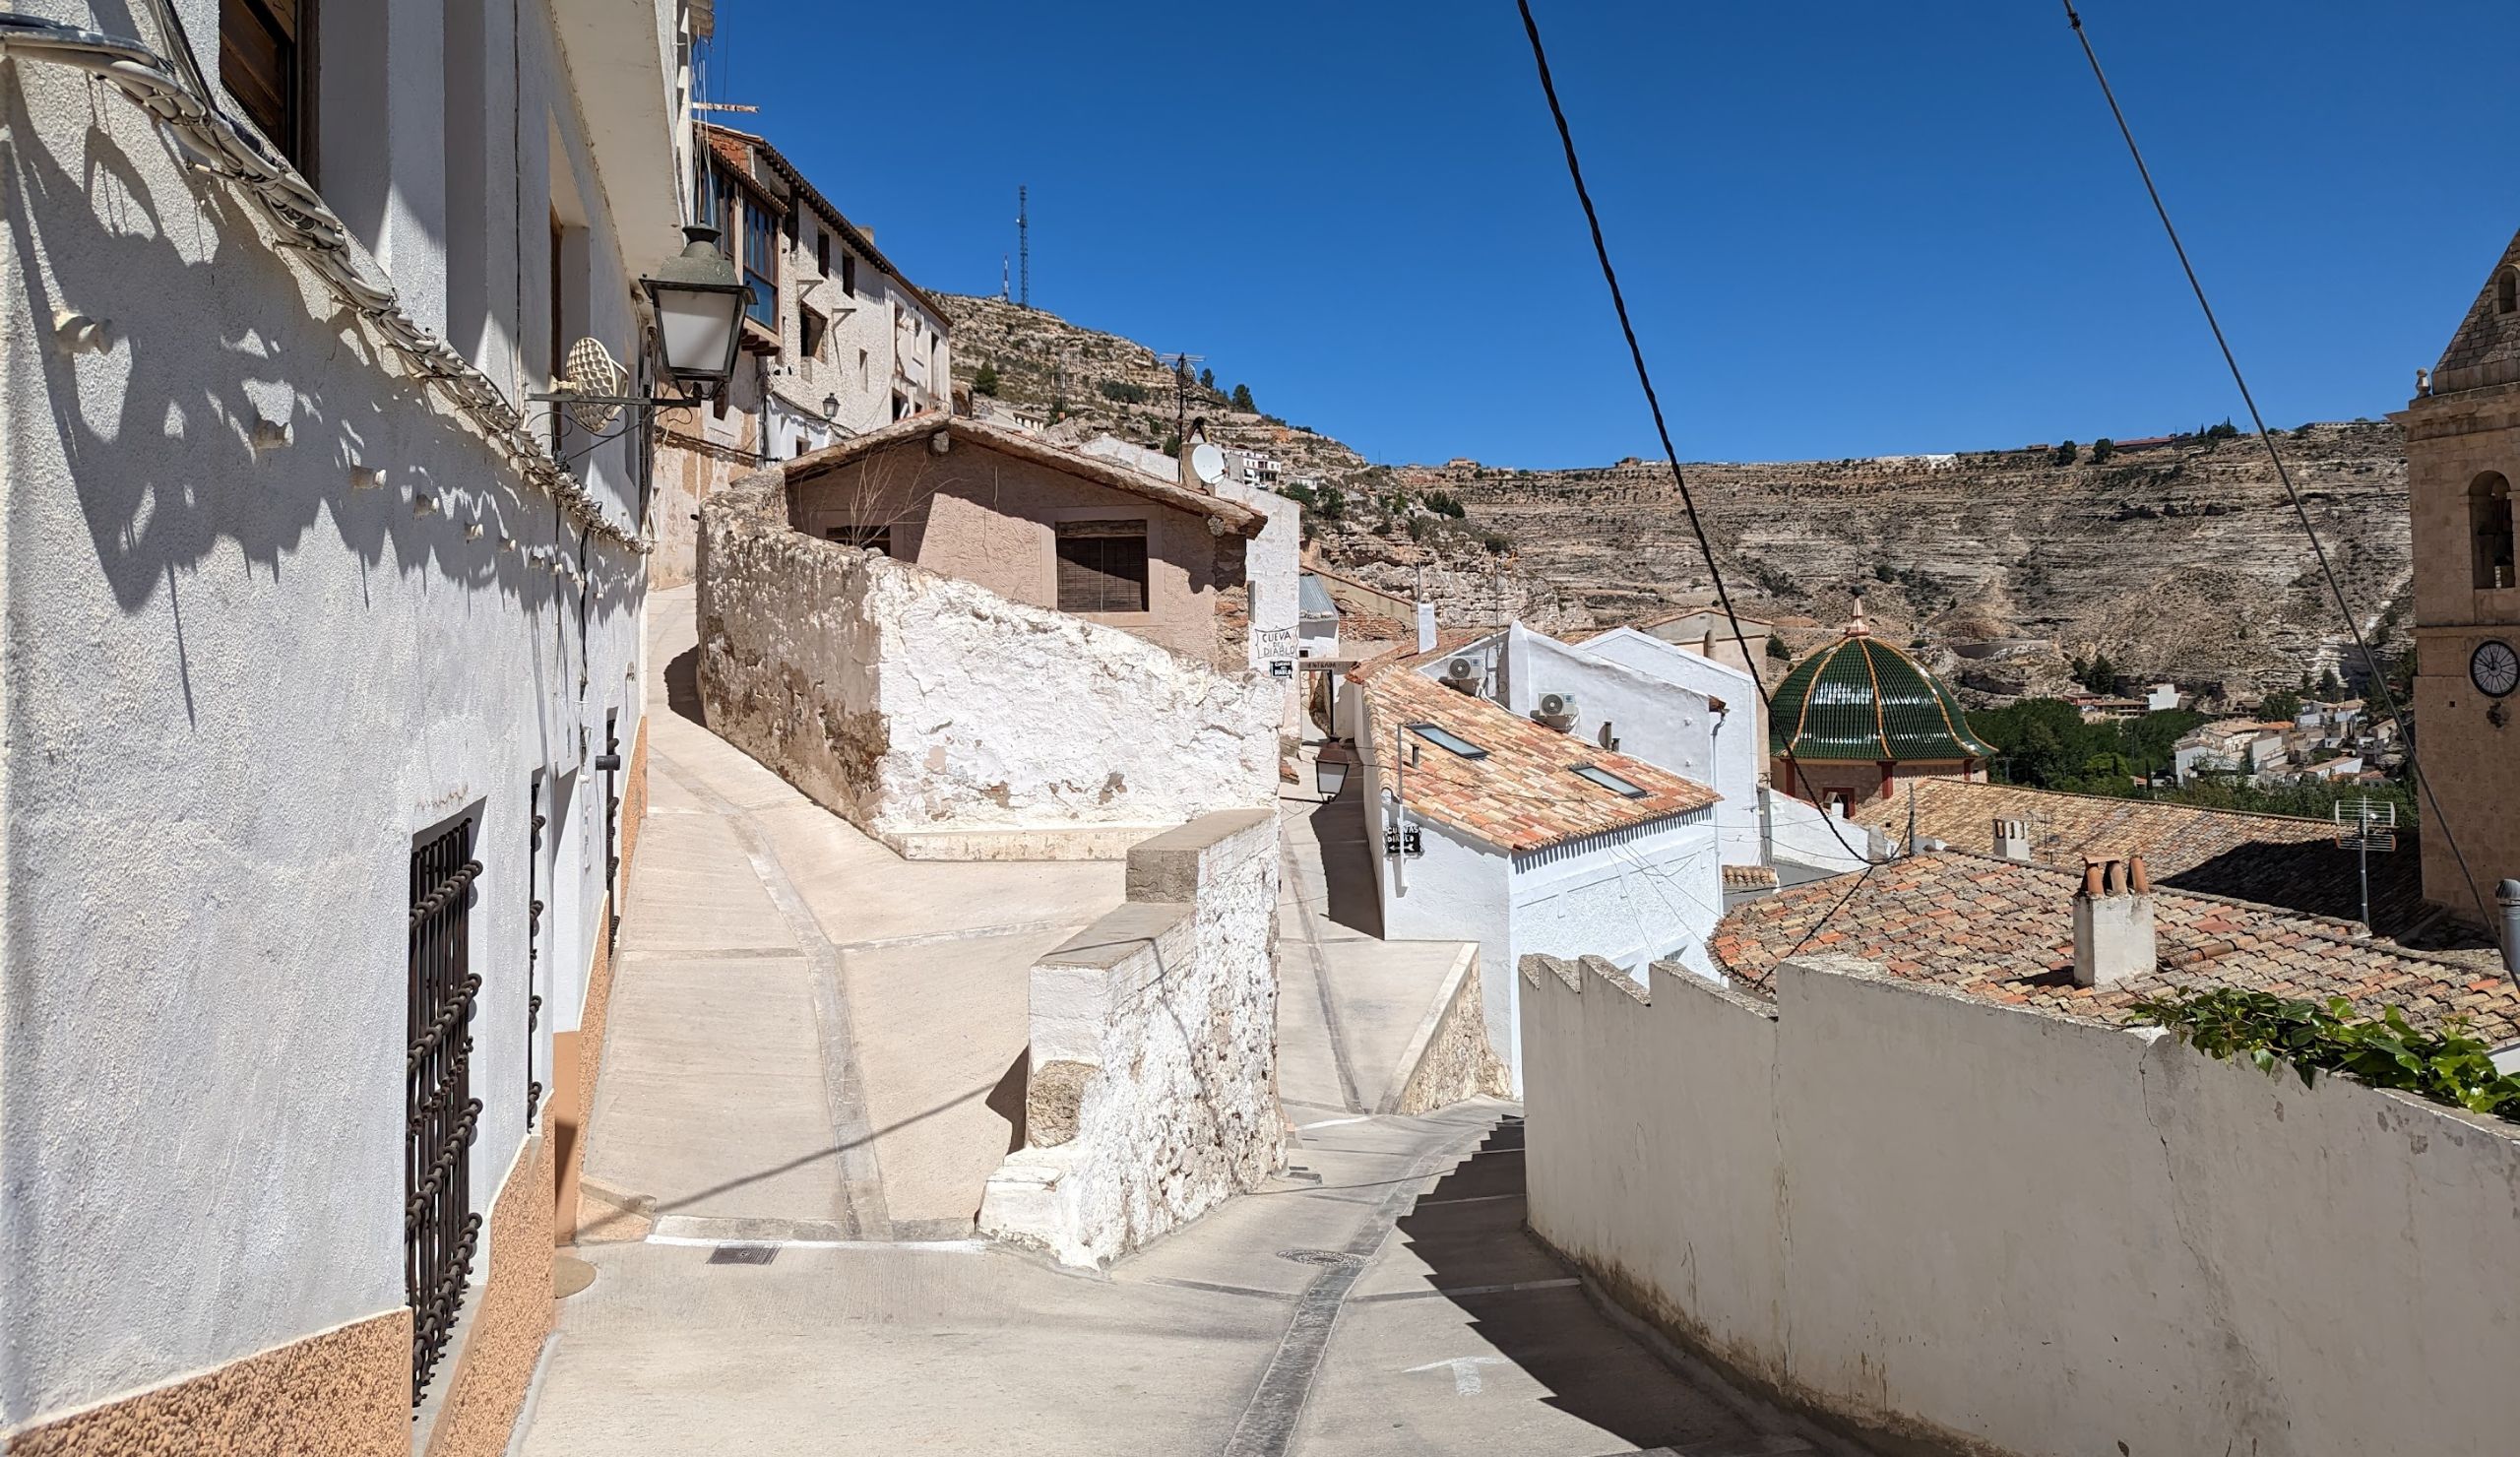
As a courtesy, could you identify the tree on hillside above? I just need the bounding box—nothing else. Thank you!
[2051,440,2079,466]
[973,360,1000,397]
[1766,635,1790,663]
[1230,382,1255,412]
[2259,688,2302,721]
[2317,665,2343,699]
[1198,366,1216,390]
[2091,437,2114,464]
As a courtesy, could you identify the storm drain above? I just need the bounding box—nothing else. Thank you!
[1275,1248,1362,1268]
[707,1242,778,1265]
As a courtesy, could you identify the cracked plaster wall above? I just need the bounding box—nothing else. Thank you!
[698,475,1277,842]
[1519,951,2520,1456]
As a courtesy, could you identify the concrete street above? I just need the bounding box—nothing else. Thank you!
[516,587,1840,1456]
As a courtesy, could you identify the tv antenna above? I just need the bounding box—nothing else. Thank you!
[2333,796,2398,931]
[1157,352,1205,441]
[1017,185,1030,310]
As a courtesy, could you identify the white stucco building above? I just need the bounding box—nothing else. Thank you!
[1355,665,1723,1089]
[649,124,951,586]
[0,1,682,1449]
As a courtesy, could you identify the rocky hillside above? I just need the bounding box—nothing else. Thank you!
[940,293,2414,704]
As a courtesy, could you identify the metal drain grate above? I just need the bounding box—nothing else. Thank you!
[707,1243,778,1265]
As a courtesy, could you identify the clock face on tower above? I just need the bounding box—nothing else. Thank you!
[2472,639,2520,699]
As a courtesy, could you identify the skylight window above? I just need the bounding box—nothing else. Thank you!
[1570,764,1648,798]
[1407,723,1487,759]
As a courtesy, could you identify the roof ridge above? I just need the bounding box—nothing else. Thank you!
[1894,776,2350,831]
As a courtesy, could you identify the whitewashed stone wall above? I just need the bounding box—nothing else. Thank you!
[981,811,1283,1266]
[1520,951,2520,1455]
[696,475,1278,855]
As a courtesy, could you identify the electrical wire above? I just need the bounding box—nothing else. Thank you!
[1512,0,1883,981]
[2056,1,2490,945]
[0,12,644,550]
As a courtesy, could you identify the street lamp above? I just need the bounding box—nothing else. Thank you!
[640,224,751,399]
[821,392,841,421]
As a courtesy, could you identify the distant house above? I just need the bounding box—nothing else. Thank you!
[1297,572,1342,660]
[652,124,954,588]
[1625,605,1773,681]
[1357,666,1724,1089]
[781,415,1267,668]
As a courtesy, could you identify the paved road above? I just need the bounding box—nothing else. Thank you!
[518,588,1839,1456]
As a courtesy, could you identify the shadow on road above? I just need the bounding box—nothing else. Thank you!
[1393,1117,1785,1452]
[1306,785,1384,939]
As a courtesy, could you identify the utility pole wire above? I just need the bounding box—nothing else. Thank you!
[1512,0,1879,971]
[2058,0,2489,949]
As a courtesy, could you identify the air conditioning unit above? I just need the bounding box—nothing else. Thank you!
[1441,658,1480,692]
[1536,692,1578,729]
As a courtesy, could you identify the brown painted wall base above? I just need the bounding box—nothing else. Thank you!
[3,1310,408,1457]
[421,1136,556,1457]
[552,710,648,1245]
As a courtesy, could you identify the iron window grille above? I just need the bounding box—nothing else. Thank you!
[408,818,483,1408]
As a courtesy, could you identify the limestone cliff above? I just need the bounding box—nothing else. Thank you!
[941,293,2411,701]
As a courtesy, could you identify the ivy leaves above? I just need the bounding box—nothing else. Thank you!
[2129,988,2520,1120]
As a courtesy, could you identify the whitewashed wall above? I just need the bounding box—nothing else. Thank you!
[0,0,654,1428]
[980,811,1283,1266]
[1361,746,1719,1093]
[698,477,1277,850]
[1522,951,2520,1456]
[1761,790,1874,872]
[1572,627,1762,866]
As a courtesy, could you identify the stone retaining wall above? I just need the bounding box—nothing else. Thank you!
[979,810,1283,1266]
[696,474,1278,855]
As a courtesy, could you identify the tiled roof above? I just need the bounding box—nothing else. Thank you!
[1346,630,1492,684]
[1709,851,2520,1045]
[783,416,1265,538]
[1361,669,1719,854]
[1844,780,2446,938]
[1770,632,1993,764]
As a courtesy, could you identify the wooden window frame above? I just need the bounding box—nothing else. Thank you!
[220,0,310,167]
[1053,519,1151,615]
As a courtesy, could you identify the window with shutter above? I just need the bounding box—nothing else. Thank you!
[1054,521,1150,613]
[221,0,306,165]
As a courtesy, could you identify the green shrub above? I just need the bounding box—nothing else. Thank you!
[1230,383,1255,412]
[2091,437,2113,463]
[1098,379,1149,405]
[2129,988,2520,1121]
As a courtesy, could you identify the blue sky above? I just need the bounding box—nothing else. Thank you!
[703,1,2519,469]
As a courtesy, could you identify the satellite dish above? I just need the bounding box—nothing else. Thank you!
[1190,442,1228,486]
[562,337,629,432]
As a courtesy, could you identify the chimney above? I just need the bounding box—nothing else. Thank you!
[1992,817,2032,862]
[1416,600,1437,655]
[2072,855,2156,988]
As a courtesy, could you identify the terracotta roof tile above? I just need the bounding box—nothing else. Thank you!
[1846,779,2461,940]
[1361,669,1719,854]
[1710,851,2520,1046]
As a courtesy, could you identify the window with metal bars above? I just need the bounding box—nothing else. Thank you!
[1054,520,1150,613]
[408,818,482,1408]
[527,784,544,1124]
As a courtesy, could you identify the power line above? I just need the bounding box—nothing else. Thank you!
[1511,0,1875,906]
[2056,0,2490,949]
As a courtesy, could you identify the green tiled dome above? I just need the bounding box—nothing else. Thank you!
[1769,623,1993,764]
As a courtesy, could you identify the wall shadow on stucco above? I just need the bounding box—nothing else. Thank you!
[3,90,638,626]
[983,1049,1029,1156]
[1391,1115,1731,1450]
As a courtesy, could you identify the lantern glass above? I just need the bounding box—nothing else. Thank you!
[641,225,751,391]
